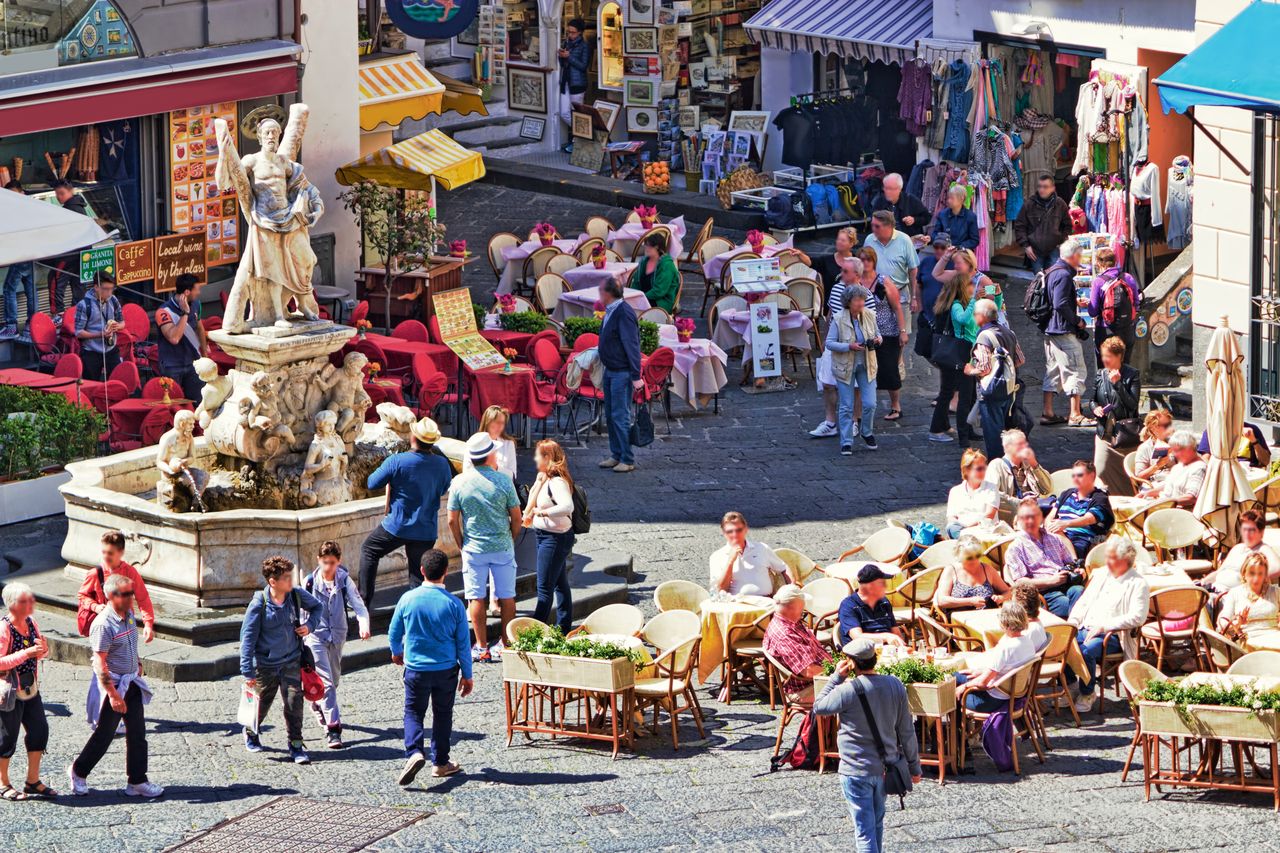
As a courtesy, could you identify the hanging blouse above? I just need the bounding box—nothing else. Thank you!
[1130,162,1163,228]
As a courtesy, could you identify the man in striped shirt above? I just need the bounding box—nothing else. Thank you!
[763,585,831,692]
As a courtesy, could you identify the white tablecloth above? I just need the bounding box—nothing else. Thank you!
[553,288,651,321]
[607,215,686,260]
[657,326,728,409]
[562,261,638,292]
[710,308,813,364]
[702,237,794,282]
[495,238,582,295]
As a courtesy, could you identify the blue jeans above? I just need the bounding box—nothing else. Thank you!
[403,666,459,764]
[1076,627,1121,695]
[977,386,1011,461]
[841,774,886,853]
[533,528,575,632]
[835,362,876,446]
[1042,584,1084,619]
[3,262,35,328]
[1030,248,1060,273]
[602,368,634,465]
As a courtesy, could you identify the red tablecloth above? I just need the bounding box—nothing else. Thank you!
[364,333,458,376]
[364,379,406,419]
[0,368,83,405]
[109,399,193,442]
[467,365,552,420]
[480,330,534,359]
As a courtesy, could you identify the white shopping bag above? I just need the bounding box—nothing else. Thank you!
[238,683,261,734]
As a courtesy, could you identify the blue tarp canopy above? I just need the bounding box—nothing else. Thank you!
[1156,2,1280,114]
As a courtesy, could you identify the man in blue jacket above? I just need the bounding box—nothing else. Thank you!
[240,556,323,763]
[929,185,980,250]
[596,280,644,473]
[1040,241,1089,427]
[359,417,454,606]
[558,18,590,153]
[390,549,473,785]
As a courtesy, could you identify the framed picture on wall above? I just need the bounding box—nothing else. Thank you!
[592,99,622,132]
[627,0,655,26]
[624,77,656,107]
[727,110,770,135]
[624,56,658,76]
[519,116,546,140]
[626,106,658,134]
[507,65,548,114]
[623,26,658,54]
[677,106,700,131]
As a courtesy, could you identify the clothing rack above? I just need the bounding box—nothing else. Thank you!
[789,87,856,106]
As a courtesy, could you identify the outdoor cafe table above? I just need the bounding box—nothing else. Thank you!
[950,608,1088,680]
[466,364,552,426]
[480,329,535,357]
[606,215,686,260]
[363,379,406,414]
[553,288,649,322]
[363,332,458,376]
[496,238,582,295]
[0,368,81,405]
[562,261,638,292]
[698,595,773,688]
[821,561,903,591]
[701,238,794,282]
[656,326,727,410]
[108,398,193,440]
[709,308,813,364]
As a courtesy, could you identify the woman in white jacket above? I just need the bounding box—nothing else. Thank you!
[522,440,577,632]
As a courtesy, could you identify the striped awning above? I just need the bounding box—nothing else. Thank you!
[745,0,932,65]
[335,129,485,192]
[358,53,446,132]
[435,71,489,118]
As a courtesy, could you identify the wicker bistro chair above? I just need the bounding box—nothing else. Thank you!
[724,609,774,706]
[653,580,710,613]
[1124,497,1176,549]
[838,527,913,569]
[1096,625,1138,716]
[535,274,570,314]
[763,647,815,759]
[491,295,537,316]
[634,635,706,749]
[566,603,644,638]
[902,539,961,575]
[487,232,521,281]
[1255,473,1280,525]
[575,237,605,264]
[1048,469,1075,496]
[1123,451,1152,494]
[639,306,673,326]
[505,616,549,645]
[584,215,613,240]
[802,577,852,651]
[1144,508,1213,576]
[641,611,701,650]
[546,253,579,278]
[630,226,674,261]
[887,566,943,643]
[1033,622,1084,731]
[1201,627,1247,673]
[1139,585,1210,672]
[916,612,987,655]
[520,247,565,296]
[624,210,642,224]
[1227,650,1280,676]
[775,547,821,586]
[1117,659,1167,782]
[958,658,1046,775]
[682,217,715,271]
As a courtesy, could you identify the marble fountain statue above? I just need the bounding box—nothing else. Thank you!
[59,104,460,608]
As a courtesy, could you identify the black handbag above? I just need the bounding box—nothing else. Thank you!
[913,312,934,360]
[853,677,914,809]
[630,401,655,448]
[1109,417,1142,450]
[929,309,972,372]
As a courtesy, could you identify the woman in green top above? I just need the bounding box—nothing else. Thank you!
[928,249,979,445]
[628,233,680,313]
[932,246,1004,331]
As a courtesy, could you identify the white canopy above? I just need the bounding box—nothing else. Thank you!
[0,190,108,267]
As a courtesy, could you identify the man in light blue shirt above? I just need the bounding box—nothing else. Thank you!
[390,549,473,786]
[864,210,921,329]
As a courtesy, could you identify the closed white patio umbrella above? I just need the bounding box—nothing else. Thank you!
[0,190,108,267]
[1194,315,1257,545]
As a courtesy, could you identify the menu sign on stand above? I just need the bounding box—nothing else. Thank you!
[168,102,240,267]
[79,246,115,284]
[749,301,781,379]
[432,287,506,371]
[727,256,783,295]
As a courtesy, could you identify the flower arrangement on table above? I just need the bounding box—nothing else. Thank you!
[533,222,557,247]
[674,316,696,342]
[448,239,468,259]
[634,204,658,229]
[366,361,382,380]
[157,376,176,406]
[745,228,766,254]
[497,293,518,314]
[501,348,518,374]
[591,244,608,270]
[354,318,373,339]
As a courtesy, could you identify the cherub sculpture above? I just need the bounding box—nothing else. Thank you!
[156,410,207,511]
[193,357,233,431]
[238,370,296,462]
[318,352,372,442]
[299,410,350,507]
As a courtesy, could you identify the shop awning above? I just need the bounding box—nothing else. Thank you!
[0,40,300,137]
[359,53,446,131]
[745,0,932,65]
[0,191,108,267]
[435,72,489,118]
[335,129,485,192]
[1155,2,1280,114]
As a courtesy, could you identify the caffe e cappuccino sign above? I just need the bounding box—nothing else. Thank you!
[154,233,207,293]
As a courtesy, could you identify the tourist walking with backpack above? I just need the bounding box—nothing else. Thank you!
[522,439,580,633]
[77,530,156,644]
[302,541,371,749]
[1086,247,1139,364]
[239,557,323,764]
[966,299,1023,461]
[927,255,978,444]
[1036,242,1091,427]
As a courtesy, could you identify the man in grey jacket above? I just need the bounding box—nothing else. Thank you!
[814,638,921,853]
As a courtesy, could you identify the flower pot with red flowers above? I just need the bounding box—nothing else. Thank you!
[674,317,695,343]
[449,239,468,259]
[533,222,557,247]
[591,245,608,270]
[746,229,766,255]
[634,204,658,229]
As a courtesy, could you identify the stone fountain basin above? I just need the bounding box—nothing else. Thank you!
[60,437,459,609]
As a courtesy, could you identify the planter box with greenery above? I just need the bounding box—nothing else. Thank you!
[503,626,641,692]
[1139,679,1280,742]
[562,317,661,354]
[816,657,957,717]
[0,386,102,523]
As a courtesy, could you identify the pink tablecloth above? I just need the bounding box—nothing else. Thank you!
[562,261,638,292]
[606,215,686,259]
[553,289,650,322]
[701,238,794,282]
[710,308,813,365]
[656,329,728,410]
[496,238,582,295]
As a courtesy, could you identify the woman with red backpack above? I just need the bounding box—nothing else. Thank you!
[1086,247,1140,365]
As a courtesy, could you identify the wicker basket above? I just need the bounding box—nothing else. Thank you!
[643,183,670,195]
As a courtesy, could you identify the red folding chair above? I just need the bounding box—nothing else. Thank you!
[122,303,157,374]
[54,353,83,379]
[349,300,369,328]
[524,328,559,361]
[83,380,129,416]
[392,319,429,342]
[141,376,171,400]
[572,333,599,353]
[139,408,174,446]
[410,352,451,417]
[108,360,140,396]
[28,313,63,371]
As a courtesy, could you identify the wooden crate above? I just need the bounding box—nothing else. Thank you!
[813,675,956,717]
[502,652,635,692]
[1140,701,1280,743]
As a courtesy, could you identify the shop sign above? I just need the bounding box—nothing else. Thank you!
[113,239,155,286]
[749,301,781,379]
[169,102,240,268]
[154,233,207,293]
[386,0,481,40]
[79,246,115,284]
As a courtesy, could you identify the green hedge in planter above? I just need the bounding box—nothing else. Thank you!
[0,385,104,481]
[498,311,550,334]
[473,303,487,330]
[561,317,661,354]
[512,625,646,667]
[821,653,948,684]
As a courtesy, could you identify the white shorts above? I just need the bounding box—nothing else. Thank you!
[1042,333,1086,396]
[461,550,517,600]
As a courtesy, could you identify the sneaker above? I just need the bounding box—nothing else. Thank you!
[472,644,492,663]
[561,143,574,154]
[16,330,30,344]
[490,640,505,661]
[808,421,838,438]
[0,325,16,341]
[311,702,326,729]
[432,761,463,777]
[398,753,427,786]
[598,458,619,468]
[244,731,263,753]
[862,435,879,450]
[289,743,310,765]
[840,445,853,456]
[66,765,88,797]
[1073,692,1095,714]
[928,432,955,443]
[612,463,636,473]
[326,728,344,749]
[124,781,164,798]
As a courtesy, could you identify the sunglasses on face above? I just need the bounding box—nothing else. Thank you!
[111,590,135,599]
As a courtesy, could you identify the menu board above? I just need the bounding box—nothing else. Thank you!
[431,287,507,371]
[154,233,208,293]
[114,240,156,287]
[728,256,783,295]
[749,301,781,378]
[169,103,240,267]
[79,246,115,284]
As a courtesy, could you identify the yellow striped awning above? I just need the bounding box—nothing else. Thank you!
[434,71,489,118]
[358,53,446,132]
[335,129,486,192]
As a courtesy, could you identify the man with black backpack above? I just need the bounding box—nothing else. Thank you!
[966,298,1024,461]
[815,638,921,851]
[1038,242,1091,428]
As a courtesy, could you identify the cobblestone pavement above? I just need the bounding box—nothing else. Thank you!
[2,185,1251,853]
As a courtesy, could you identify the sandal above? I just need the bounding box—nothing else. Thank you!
[1,786,25,801]
[884,409,901,421]
[1068,416,1097,427]
[1040,415,1067,425]
[22,781,55,799]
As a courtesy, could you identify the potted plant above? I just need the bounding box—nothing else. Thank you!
[0,386,103,524]
[746,229,766,254]
[357,15,374,55]
[504,626,643,691]
[591,244,608,270]
[1139,677,1280,742]
[449,239,468,259]
[634,204,658,229]
[533,222,557,247]
[497,311,550,334]
[674,317,695,343]
[497,293,518,314]
[815,655,957,718]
